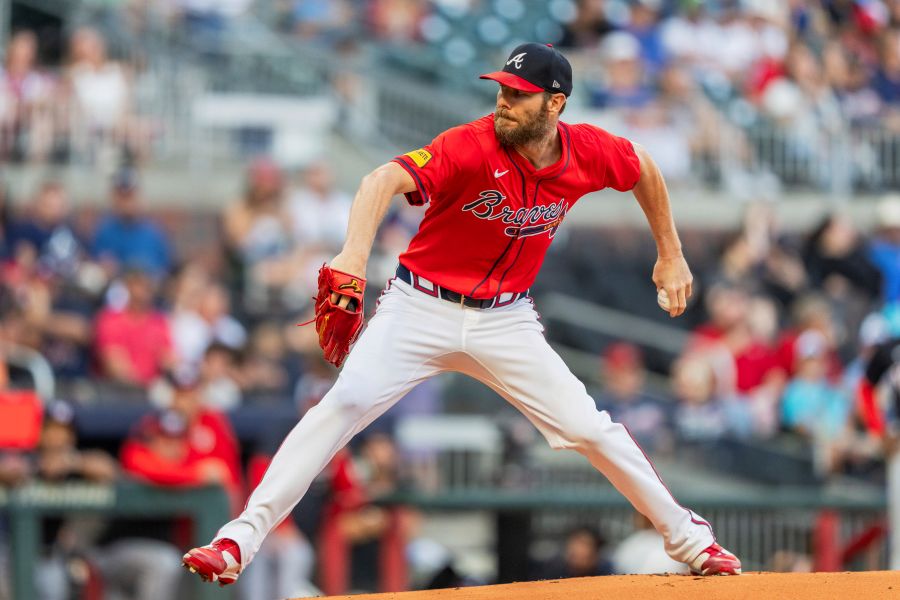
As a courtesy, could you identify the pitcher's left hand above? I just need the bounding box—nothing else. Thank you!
[652,254,693,318]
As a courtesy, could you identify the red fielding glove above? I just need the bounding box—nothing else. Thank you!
[307,264,366,368]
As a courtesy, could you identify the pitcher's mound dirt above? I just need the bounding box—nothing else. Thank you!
[314,571,900,600]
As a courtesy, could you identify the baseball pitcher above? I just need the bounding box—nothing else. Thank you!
[184,42,741,585]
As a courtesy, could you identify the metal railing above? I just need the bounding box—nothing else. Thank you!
[540,292,690,356]
[4,343,54,401]
[533,504,885,572]
[387,483,886,573]
[21,1,900,196]
[2,481,229,600]
[683,117,900,196]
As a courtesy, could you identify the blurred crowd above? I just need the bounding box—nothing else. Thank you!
[0,24,150,168]
[560,0,900,186]
[11,1,900,188]
[589,198,900,481]
[283,0,900,188]
[0,133,440,596]
[3,165,899,593]
[3,3,900,596]
[0,391,422,599]
[0,154,417,401]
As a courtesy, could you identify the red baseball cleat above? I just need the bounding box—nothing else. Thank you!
[688,543,742,575]
[182,538,242,586]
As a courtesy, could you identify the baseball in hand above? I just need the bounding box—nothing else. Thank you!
[657,289,670,311]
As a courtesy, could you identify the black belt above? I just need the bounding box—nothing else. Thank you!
[395,264,528,309]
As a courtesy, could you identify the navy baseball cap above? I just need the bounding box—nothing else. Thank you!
[480,42,573,97]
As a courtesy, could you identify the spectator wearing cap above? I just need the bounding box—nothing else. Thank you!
[671,353,750,442]
[92,169,172,278]
[26,404,184,600]
[869,195,900,303]
[8,181,90,279]
[780,329,853,474]
[124,371,241,499]
[95,268,175,387]
[592,342,673,454]
[589,32,655,110]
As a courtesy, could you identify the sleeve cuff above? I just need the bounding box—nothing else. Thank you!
[392,157,430,206]
[621,142,642,192]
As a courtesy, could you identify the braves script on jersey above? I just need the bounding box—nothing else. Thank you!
[392,114,641,298]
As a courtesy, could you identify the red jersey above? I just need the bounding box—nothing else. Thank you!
[392,114,640,298]
[95,308,173,385]
[121,409,242,494]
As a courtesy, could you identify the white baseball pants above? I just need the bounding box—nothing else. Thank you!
[217,277,716,565]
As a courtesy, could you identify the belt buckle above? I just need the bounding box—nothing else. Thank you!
[459,294,466,308]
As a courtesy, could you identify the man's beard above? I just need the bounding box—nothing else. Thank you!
[494,101,553,147]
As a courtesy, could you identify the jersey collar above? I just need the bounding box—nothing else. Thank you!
[503,121,570,180]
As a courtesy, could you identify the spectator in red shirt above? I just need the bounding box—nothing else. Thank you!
[95,268,175,386]
[775,293,843,381]
[689,283,785,436]
[121,372,241,501]
[690,281,782,395]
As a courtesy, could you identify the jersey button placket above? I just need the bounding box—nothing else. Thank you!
[523,181,537,235]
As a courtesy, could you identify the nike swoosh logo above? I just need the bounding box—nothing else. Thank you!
[494,169,509,178]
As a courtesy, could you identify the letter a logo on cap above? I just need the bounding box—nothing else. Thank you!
[506,53,526,69]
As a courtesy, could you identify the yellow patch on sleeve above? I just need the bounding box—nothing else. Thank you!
[404,148,432,168]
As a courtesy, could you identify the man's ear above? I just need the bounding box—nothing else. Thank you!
[552,94,567,115]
